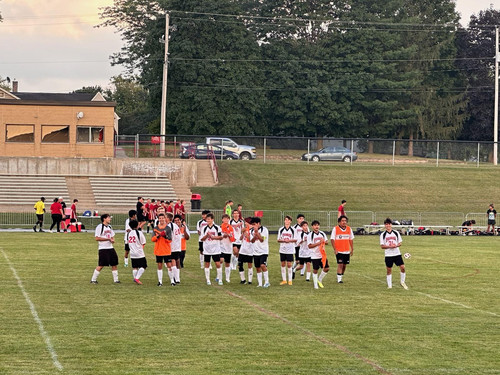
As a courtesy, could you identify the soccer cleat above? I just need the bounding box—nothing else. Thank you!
[400,282,409,290]
[90,280,98,284]
[215,278,219,283]
[39,229,45,232]
[48,230,53,233]
[263,283,270,288]
[218,280,223,286]
[226,279,230,283]
[134,278,143,285]
[157,282,163,287]
[338,280,344,284]
[280,280,288,285]
[240,280,247,284]
[207,280,212,286]
[288,281,293,286]
[306,279,310,282]
[318,281,324,288]
[33,226,37,232]
[292,272,296,279]
[114,280,121,284]
[175,280,180,284]
[387,285,392,289]
[248,281,252,285]
[314,286,319,290]
[171,282,176,286]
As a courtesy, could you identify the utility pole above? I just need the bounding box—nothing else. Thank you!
[494,26,499,165]
[160,13,170,157]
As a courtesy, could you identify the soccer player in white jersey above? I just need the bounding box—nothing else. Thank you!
[380,218,408,289]
[294,221,312,281]
[197,210,210,268]
[220,214,235,283]
[123,209,137,268]
[230,210,244,270]
[307,220,329,289]
[277,216,296,285]
[292,214,305,274]
[238,218,254,284]
[90,214,120,284]
[124,219,147,285]
[166,212,182,284]
[200,213,224,285]
[250,217,270,288]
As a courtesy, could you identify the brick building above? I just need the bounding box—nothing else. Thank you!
[0,86,118,158]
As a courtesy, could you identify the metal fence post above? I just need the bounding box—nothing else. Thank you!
[264,137,267,163]
[477,142,480,168]
[436,141,439,167]
[174,136,177,159]
[135,134,139,158]
[351,139,354,165]
[307,139,310,165]
[392,140,395,166]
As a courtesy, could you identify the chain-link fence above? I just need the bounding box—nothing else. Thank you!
[115,134,498,167]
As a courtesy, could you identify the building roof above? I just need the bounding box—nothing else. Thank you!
[13,92,96,101]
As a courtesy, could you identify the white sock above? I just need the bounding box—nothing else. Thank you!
[306,271,311,280]
[124,257,128,266]
[204,267,211,282]
[337,273,342,282]
[401,272,406,284]
[292,263,297,272]
[171,266,178,281]
[225,267,231,282]
[387,274,392,287]
[313,273,318,288]
[112,270,119,282]
[248,268,253,283]
[175,267,180,282]
[263,270,269,284]
[318,270,327,282]
[91,269,100,281]
[257,272,263,286]
[200,253,204,268]
[239,271,246,281]
[132,269,138,279]
[300,268,305,276]
[216,267,222,281]
[157,269,163,284]
[281,266,286,281]
[136,267,145,279]
[287,267,293,281]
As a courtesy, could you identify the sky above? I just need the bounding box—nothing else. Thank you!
[0,0,499,93]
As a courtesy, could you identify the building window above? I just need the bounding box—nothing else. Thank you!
[42,125,69,143]
[6,124,34,142]
[77,127,104,143]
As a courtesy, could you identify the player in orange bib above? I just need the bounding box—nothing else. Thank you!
[330,215,354,284]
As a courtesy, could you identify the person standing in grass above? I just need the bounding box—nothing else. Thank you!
[230,210,244,270]
[200,213,224,286]
[49,197,63,233]
[197,210,210,269]
[292,214,305,276]
[166,212,181,284]
[330,215,354,284]
[33,197,46,232]
[308,220,329,289]
[277,216,296,285]
[175,216,190,268]
[220,214,235,283]
[251,217,270,288]
[486,204,497,234]
[224,200,233,216]
[294,221,312,282]
[123,210,137,267]
[338,200,347,218]
[125,219,147,285]
[90,214,120,284]
[380,218,408,290]
[152,213,173,286]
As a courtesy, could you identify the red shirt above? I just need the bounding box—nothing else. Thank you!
[338,205,345,217]
[51,202,62,214]
[70,203,77,219]
[174,203,180,215]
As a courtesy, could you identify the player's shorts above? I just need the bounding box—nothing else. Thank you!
[204,254,221,263]
[253,254,268,268]
[280,253,294,262]
[131,257,148,269]
[385,255,404,268]
[36,214,44,222]
[137,214,146,222]
[312,258,329,270]
[198,241,204,253]
[124,244,130,251]
[299,257,311,265]
[220,253,232,263]
[238,254,253,264]
[98,248,119,267]
[295,246,300,260]
[488,219,496,225]
[156,255,172,264]
[336,253,350,264]
[170,252,180,261]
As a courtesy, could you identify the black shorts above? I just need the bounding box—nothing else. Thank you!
[198,241,204,253]
[98,248,119,267]
[156,255,172,264]
[221,253,232,263]
[254,254,268,268]
[312,258,329,270]
[131,257,148,269]
[36,214,44,222]
[488,219,496,225]
[385,255,404,268]
[124,244,130,251]
[299,257,311,265]
[204,254,221,263]
[336,253,350,264]
[238,254,253,264]
[137,215,146,223]
[280,253,294,262]
[170,252,180,261]
[295,246,300,259]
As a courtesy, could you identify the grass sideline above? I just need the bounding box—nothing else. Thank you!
[0,232,498,374]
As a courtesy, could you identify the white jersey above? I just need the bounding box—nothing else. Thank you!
[124,218,132,232]
[298,230,311,258]
[307,230,328,259]
[251,226,269,256]
[277,226,295,254]
[124,229,146,259]
[197,219,208,241]
[230,219,244,245]
[95,224,115,250]
[168,222,182,252]
[239,230,254,256]
[220,231,233,254]
[202,224,222,255]
[293,223,304,246]
[380,230,402,257]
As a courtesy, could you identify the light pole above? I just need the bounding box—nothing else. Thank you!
[494,26,499,165]
[160,13,170,157]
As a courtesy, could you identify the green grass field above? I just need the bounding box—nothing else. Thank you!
[1,232,498,375]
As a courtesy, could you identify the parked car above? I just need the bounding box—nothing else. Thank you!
[206,137,256,160]
[301,147,358,162]
[179,143,239,160]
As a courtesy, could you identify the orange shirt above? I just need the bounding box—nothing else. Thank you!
[180,226,187,251]
[152,225,172,256]
[331,225,354,253]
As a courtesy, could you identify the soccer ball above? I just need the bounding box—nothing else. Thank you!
[403,253,411,259]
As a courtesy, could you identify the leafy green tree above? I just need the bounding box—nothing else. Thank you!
[72,86,104,95]
[0,76,10,91]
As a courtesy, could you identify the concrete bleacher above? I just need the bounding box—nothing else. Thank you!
[0,175,69,208]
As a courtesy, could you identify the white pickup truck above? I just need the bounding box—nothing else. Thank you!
[205,137,256,160]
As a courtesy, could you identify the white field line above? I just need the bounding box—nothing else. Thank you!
[354,272,499,317]
[1,248,63,371]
